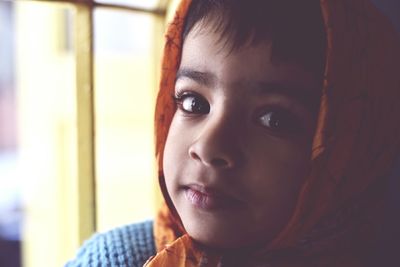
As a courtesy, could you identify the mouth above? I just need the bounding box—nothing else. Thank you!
[183,184,244,210]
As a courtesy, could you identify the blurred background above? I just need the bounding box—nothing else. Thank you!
[0,0,179,266]
[0,0,398,267]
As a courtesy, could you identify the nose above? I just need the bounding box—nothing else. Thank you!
[188,114,242,169]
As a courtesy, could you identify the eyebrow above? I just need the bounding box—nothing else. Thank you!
[252,82,321,113]
[176,68,217,87]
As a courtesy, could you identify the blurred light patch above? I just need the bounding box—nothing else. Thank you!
[94,8,152,55]
[94,8,157,232]
[0,1,21,267]
[95,0,159,10]
[13,1,77,267]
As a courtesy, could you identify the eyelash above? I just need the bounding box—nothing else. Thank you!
[172,90,307,136]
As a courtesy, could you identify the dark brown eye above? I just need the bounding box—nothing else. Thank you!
[175,93,210,114]
[259,110,304,134]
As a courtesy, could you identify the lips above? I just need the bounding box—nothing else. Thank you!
[183,184,243,210]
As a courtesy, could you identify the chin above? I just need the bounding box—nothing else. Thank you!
[183,219,250,250]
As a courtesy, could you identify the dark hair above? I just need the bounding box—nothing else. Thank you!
[182,0,326,78]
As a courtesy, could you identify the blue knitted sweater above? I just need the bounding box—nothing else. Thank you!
[65,220,156,267]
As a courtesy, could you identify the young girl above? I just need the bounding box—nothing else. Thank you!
[66,0,400,266]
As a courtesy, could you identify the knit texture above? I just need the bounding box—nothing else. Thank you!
[65,220,156,267]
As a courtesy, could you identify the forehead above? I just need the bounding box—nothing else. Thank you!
[180,21,320,92]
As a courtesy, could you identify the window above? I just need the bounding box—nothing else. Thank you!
[0,0,170,266]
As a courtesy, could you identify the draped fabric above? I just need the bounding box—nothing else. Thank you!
[149,0,400,266]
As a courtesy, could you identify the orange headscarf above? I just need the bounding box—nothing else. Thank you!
[148,0,400,266]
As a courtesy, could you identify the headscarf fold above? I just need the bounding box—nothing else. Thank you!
[149,0,400,266]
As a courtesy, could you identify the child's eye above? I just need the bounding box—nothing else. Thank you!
[258,110,305,135]
[174,92,210,114]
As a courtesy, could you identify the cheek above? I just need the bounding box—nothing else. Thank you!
[244,143,310,236]
[163,133,177,191]
[162,118,187,190]
[247,139,311,199]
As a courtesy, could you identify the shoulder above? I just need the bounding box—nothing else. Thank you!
[65,220,156,267]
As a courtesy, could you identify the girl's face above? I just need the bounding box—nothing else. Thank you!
[163,22,320,249]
